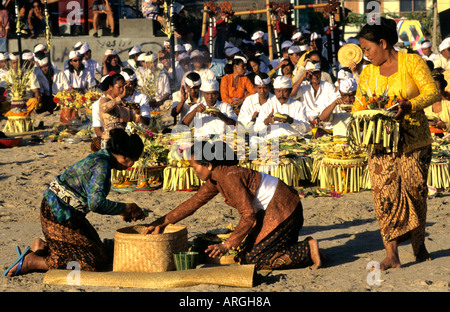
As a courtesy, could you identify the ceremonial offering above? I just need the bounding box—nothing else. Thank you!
[163,149,203,191]
[337,43,363,67]
[113,224,189,273]
[318,143,370,193]
[428,139,450,189]
[204,107,220,114]
[274,112,288,120]
[347,109,400,154]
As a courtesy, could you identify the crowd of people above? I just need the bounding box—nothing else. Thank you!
[1,13,450,279]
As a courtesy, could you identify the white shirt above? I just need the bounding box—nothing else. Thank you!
[156,68,171,101]
[238,92,274,128]
[294,80,339,121]
[422,52,439,63]
[254,96,310,136]
[91,99,102,128]
[63,68,96,90]
[124,90,151,118]
[183,100,237,137]
[83,58,102,78]
[433,55,450,71]
[172,90,204,124]
[253,172,278,212]
[325,103,352,137]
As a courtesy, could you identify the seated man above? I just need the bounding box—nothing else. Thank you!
[92,0,117,38]
[172,71,203,124]
[121,68,151,126]
[318,78,356,137]
[238,72,273,130]
[292,61,339,123]
[182,79,237,138]
[254,76,310,137]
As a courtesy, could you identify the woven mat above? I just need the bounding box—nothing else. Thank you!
[43,264,255,289]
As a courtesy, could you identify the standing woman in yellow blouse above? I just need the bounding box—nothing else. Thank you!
[354,18,440,271]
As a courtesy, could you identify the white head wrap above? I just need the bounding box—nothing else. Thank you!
[137,53,147,62]
[291,32,302,41]
[254,75,271,86]
[22,51,34,61]
[305,61,320,71]
[439,38,450,52]
[420,41,432,49]
[79,42,90,55]
[251,30,264,41]
[105,49,117,56]
[310,32,321,41]
[190,50,204,59]
[200,79,219,92]
[69,50,80,60]
[74,41,84,49]
[129,45,141,56]
[120,70,137,81]
[185,74,202,88]
[9,53,19,61]
[177,52,190,61]
[144,53,157,62]
[34,44,47,53]
[339,78,357,93]
[233,55,247,64]
[281,40,293,49]
[337,69,353,80]
[288,45,301,54]
[184,43,192,52]
[0,53,6,61]
[225,46,240,57]
[273,76,292,89]
[174,44,186,52]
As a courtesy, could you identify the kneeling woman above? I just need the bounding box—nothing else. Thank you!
[146,141,322,270]
[3,129,146,277]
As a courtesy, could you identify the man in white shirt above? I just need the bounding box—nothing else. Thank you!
[420,40,438,63]
[80,42,102,80]
[121,68,151,126]
[254,76,310,136]
[434,37,450,71]
[64,51,96,90]
[238,72,274,129]
[155,50,172,108]
[174,52,192,91]
[182,79,237,138]
[172,71,203,124]
[292,61,339,122]
[318,78,356,137]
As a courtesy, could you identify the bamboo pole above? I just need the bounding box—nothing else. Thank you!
[266,0,273,61]
[201,5,208,38]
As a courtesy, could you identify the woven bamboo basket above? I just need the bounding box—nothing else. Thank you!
[113,224,189,273]
[320,157,370,193]
[348,109,399,154]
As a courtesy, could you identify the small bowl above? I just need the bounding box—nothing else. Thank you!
[173,251,198,270]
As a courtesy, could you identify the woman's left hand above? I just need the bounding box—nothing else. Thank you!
[205,243,230,258]
[121,203,146,222]
[394,100,412,121]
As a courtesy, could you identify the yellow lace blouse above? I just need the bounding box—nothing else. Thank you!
[352,52,440,154]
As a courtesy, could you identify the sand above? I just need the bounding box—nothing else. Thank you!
[0,111,449,294]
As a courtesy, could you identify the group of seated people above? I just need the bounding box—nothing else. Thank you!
[2,28,450,144]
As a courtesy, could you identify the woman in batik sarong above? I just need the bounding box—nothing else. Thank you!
[2,129,146,277]
[354,18,440,270]
[145,141,323,271]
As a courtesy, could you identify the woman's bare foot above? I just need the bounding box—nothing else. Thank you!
[5,246,49,277]
[379,255,401,271]
[308,239,323,270]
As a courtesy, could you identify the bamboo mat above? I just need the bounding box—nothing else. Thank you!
[43,264,255,289]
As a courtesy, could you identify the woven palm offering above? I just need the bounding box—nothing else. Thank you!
[113,224,189,273]
[3,67,36,133]
[338,43,363,67]
[318,143,370,193]
[427,139,450,190]
[348,92,400,154]
[163,149,204,191]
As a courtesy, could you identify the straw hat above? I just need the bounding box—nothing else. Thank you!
[338,43,363,67]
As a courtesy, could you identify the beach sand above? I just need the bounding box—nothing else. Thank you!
[0,111,449,293]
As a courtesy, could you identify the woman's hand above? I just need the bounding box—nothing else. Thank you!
[205,243,230,258]
[394,100,412,121]
[121,203,146,222]
[144,224,166,234]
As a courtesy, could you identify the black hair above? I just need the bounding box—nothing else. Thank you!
[121,67,136,78]
[247,56,261,66]
[99,73,125,91]
[431,71,448,93]
[358,17,398,47]
[189,140,239,168]
[426,60,434,71]
[185,71,201,83]
[106,128,144,160]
